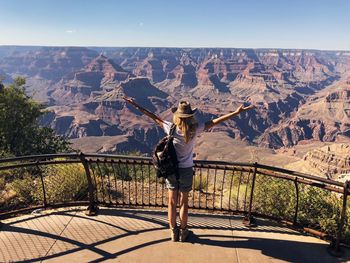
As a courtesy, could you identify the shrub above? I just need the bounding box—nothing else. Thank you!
[0,77,72,156]
[0,175,5,191]
[1,164,89,211]
[253,173,350,241]
[224,170,252,211]
[41,164,88,203]
[193,173,208,191]
[10,173,41,205]
[93,163,132,181]
[253,175,296,220]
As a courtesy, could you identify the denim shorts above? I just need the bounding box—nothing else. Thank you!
[165,167,194,192]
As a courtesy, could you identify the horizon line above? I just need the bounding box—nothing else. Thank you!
[0,44,350,53]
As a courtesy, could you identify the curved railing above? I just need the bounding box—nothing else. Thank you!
[0,153,348,252]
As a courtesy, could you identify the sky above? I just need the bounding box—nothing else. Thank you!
[0,0,349,50]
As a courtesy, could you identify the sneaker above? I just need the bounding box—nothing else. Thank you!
[179,227,189,242]
[170,227,179,242]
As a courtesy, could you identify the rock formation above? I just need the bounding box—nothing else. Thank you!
[50,54,132,105]
[303,144,350,179]
[0,47,98,81]
[1,46,350,155]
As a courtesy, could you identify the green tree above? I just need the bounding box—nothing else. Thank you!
[0,77,72,156]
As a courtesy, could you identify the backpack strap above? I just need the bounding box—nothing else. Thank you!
[163,123,176,151]
[169,123,176,138]
[168,123,179,180]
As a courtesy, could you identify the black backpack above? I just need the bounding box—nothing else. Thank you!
[152,124,179,179]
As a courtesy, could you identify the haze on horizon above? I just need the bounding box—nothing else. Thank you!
[0,0,349,51]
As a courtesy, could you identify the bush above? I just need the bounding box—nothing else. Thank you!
[10,173,41,205]
[0,175,5,191]
[1,164,89,211]
[0,77,72,156]
[41,164,88,203]
[253,173,350,241]
[254,175,296,220]
[193,173,208,191]
[224,170,252,211]
[92,163,132,181]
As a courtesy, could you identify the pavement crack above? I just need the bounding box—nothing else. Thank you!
[41,210,77,262]
[229,216,241,263]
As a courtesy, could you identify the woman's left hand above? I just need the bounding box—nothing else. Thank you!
[237,104,254,113]
[123,96,134,103]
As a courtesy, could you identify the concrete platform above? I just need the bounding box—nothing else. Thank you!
[0,207,349,262]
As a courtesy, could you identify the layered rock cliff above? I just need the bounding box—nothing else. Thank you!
[303,144,350,178]
[1,46,350,154]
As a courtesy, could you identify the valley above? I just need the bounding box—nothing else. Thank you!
[1,46,349,179]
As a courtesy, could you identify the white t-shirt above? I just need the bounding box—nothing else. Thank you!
[163,120,205,168]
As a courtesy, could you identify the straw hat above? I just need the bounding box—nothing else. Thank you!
[171,101,197,118]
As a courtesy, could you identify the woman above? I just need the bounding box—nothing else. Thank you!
[123,97,253,242]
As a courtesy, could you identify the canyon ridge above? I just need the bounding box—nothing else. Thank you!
[1,46,350,179]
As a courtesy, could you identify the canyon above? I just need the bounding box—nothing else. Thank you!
[0,46,350,178]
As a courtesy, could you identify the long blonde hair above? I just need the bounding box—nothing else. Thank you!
[173,115,198,143]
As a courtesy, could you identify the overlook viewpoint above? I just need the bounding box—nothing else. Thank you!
[1,46,350,180]
[0,46,350,262]
[1,0,350,261]
[1,206,347,262]
[1,153,350,262]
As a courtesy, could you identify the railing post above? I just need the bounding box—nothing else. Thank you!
[36,161,48,208]
[79,152,98,216]
[293,177,299,226]
[243,162,257,227]
[329,180,349,257]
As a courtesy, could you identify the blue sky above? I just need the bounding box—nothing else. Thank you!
[0,0,349,50]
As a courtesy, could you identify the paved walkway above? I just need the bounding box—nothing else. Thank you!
[0,207,349,262]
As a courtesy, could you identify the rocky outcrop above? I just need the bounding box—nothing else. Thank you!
[131,50,180,83]
[2,46,350,153]
[259,119,341,148]
[41,77,170,154]
[50,54,132,105]
[70,135,151,154]
[85,54,131,84]
[0,47,98,81]
[172,63,198,88]
[326,89,350,103]
[0,69,12,83]
[49,115,123,138]
[303,144,350,178]
[259,79,350,148]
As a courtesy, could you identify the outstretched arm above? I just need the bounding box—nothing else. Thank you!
[204,104,254,130]
[123,96,164,126]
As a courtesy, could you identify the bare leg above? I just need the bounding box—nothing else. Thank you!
[168,190,178,228]
[179,191,189,229]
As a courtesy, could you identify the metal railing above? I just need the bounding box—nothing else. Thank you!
[0,152,348,253]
